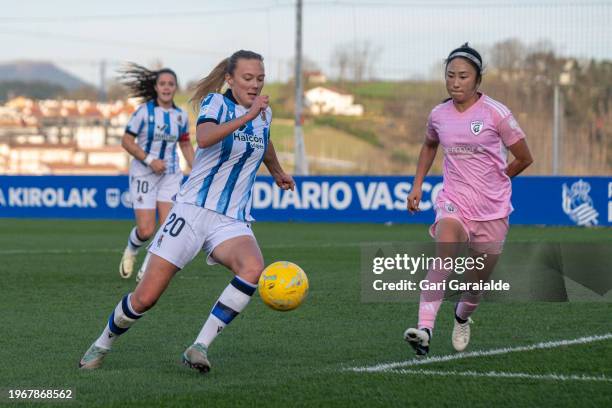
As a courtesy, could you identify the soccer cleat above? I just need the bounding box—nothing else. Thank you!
[119,248,136,279]
[404,327,430,356]
[452,316,473,352]
[182,343,211,374]
[78,343,110,370]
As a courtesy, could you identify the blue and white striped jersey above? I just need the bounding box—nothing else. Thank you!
[175,90,271,222]
[125,99,190,175]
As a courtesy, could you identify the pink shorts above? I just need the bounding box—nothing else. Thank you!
[429,200,509,254]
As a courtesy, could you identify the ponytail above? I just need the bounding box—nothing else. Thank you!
[190,50,264,111]
[190,58,229,111]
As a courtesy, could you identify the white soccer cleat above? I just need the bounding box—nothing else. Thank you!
[182,343,211,374]
[78,343,110,370]
[452,317,473,352]
[119,248,136,279]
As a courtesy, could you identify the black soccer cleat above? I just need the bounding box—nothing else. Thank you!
[404,327,431,356]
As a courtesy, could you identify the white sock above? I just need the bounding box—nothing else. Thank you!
[94,293,143,349]
[195,276,256,347]
[127,227,147,255]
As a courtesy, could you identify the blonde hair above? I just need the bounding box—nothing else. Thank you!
[190,50,263,111]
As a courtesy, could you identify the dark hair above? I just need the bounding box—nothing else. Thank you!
[119,63,178,102]
[190,50,264,110]
[445,42,483,83]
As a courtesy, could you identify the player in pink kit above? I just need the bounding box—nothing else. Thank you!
[404,43,533,356]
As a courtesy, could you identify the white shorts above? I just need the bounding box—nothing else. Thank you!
[129,171,183,210]
[149,202,256,269]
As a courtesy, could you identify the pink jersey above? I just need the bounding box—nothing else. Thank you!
[426,93,525,221]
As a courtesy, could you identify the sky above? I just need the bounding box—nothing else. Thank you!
[1,0,611,87]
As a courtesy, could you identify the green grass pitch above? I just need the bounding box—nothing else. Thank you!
[1,219,611,407]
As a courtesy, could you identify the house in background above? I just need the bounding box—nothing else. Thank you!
[0,97,141,174]
[304,86,364,116]
[304,70,328,84]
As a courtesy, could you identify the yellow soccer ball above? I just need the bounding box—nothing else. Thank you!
[258,261,309,311]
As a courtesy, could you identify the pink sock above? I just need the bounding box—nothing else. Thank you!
[456,291,482,321]
[417,265,452,331]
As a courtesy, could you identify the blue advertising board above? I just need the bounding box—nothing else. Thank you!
[0,175,610,226]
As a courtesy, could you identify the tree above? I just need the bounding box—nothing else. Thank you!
[287,55,321,76]
[64,86,99,101]
[332,45,350,82]
[106,79,129,101]
[331,40,382,82]
[490,38,526,71]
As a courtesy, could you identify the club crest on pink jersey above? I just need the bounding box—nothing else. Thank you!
[470,120,484,136]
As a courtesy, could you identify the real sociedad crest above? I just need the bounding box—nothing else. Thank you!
[562,179,599,226]
[106,188,131,208]
[106,188,121,208]
[470,120,484,136]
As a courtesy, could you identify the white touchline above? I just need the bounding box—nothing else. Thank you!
[387,369,612,383]
[349,333,612,373]
[264,241,392,249]
[0,248,120,255]
[0,241,392,255]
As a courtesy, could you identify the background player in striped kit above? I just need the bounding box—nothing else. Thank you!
[79,50,294,373]
[404,44,533,356]
[118,64,194,281]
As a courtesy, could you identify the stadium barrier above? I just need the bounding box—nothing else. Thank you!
[0,175,610,226]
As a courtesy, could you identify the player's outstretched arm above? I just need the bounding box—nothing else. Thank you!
[505,139,533,178]
[407,138,439,213]
[263,140,295,191]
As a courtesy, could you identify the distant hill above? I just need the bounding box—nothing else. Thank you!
[0,81,66,102]
[0,61,91,91]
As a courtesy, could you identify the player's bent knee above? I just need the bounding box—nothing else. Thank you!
[236,263,264,285]
[130,292,159,313]
[136,225,156,241]
[436,219,467,242]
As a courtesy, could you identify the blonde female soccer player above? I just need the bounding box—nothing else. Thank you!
[404,43,533,356]
[118,64,194,281]
[80,50,294,373]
